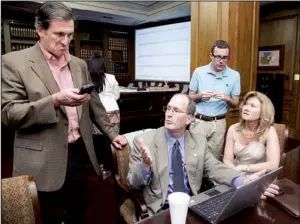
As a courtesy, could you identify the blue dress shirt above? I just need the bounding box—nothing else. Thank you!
[139,131,245,204]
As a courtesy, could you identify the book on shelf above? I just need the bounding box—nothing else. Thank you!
[11,44,33,51]
[10,26,37,38]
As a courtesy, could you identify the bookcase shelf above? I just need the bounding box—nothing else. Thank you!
[107,33,128,77]
[79,37,103,61]
[10,25,38,39]
[2,20,132,86]
[11,39,36,44]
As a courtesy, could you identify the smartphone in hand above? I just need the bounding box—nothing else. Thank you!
[78,83,95,95]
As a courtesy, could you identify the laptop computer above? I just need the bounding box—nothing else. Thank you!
[189,167,283,224]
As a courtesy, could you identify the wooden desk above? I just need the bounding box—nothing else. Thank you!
[137,199,299,224]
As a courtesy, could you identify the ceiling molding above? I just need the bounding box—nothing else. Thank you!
[3,1,191,26]
[62,1,191,25]
[62,1,189,19]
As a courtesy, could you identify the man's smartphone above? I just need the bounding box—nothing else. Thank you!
[78,83,95,95]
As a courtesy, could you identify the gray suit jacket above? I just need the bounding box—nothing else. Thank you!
[126,127,241,215]
[1,44,118,191]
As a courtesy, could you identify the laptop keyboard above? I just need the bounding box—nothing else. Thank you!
[190,189,235,223]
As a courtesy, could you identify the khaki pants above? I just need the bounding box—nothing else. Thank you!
[190,118,226,160]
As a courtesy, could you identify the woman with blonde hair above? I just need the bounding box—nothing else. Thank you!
[223,91,280,174]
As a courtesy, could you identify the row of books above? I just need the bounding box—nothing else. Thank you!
[80,48,103,61]
[11,44,33,51]
[10,26,37,38]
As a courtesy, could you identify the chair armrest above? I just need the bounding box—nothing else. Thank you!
[115,179,149,219]
[131,193,149,219]
[111,143,149,220]
[27,176,42,224]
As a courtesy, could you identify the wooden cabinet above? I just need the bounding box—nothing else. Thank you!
[118,91,179,134]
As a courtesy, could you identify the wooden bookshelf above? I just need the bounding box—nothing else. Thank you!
[79,38,103,61]
[2,20,132,86]
[107,31,130,86]
[8,23,37,52]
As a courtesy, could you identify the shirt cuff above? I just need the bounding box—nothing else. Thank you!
[231,176,245,188]
[139,163,151,181]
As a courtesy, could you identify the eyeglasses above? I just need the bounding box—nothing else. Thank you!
[163,105,187,114]
[212,53,229,61]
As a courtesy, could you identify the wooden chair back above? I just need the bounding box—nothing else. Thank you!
[273,123,288,155]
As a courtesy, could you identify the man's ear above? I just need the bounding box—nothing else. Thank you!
[186,115,193,126]
[35,24,44,38]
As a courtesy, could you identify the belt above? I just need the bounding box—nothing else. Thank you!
[195,113,226,121]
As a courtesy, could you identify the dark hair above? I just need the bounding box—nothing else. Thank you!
[35,2,76,30]
[211,40,231,55]
[88,54,106,93]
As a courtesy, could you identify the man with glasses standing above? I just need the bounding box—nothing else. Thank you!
[188,40,241,160]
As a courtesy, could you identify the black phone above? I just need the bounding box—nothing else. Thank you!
[78,83,95,95]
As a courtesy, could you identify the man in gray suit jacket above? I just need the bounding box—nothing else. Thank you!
[126,93,280,216]
[1,2,127,224]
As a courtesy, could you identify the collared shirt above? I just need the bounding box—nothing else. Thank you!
[39,43,81,143]
[139,130,245,205]
[140,130,191,203]
[189,63,241,116]
[165,130,191,198]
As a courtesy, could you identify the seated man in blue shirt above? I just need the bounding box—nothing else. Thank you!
[126,93,279,216]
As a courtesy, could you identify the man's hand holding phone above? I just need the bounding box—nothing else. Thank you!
[52,84,94,107]
[52,88,89,107]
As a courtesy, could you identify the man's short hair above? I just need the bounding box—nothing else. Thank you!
[173,93,196,115]
[186,95,196,115]
[211,40,231,55]
[35,2,76,30]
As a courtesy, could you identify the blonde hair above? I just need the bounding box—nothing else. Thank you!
[237,91,275,140]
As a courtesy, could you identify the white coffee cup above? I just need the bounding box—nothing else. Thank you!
[168,192,190,224]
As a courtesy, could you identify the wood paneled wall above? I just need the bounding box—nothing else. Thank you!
[191,2,260,127]
[259,8,300,139]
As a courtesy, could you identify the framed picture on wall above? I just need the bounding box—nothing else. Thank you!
[258,45,285,70]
